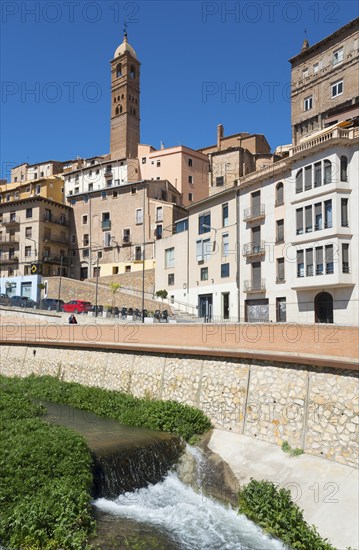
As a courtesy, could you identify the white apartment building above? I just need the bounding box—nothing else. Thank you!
[156,126,358,324]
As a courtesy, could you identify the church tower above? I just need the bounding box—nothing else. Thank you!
[110,31,140,159]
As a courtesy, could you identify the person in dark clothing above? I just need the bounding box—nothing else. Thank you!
[68,314,78,324]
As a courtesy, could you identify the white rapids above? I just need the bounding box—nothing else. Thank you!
[94,470,287,550]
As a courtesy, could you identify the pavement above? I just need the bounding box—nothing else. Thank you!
[208,429,359,550]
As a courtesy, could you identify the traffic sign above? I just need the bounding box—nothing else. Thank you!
[30,263,41,275]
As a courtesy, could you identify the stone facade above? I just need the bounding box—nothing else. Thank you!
[0,345,357,468]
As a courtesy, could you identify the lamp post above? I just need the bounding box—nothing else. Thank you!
[141,182,146,323]
[56,255,63,312]
[94,251,99,318]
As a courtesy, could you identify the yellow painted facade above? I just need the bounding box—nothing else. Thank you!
[0,177,65,204]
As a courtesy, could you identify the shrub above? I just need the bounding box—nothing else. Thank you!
[238,479,335,549]
[0,382,95,549]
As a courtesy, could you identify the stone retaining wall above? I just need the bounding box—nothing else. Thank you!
[0,344,357,468]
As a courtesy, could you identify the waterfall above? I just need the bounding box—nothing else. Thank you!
[94,445,288,550]
[92,436,184,499]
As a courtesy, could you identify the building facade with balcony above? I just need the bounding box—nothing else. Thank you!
[155,125,358,324]
[0,196,72,280]
[69,179,185,279]
[290,17,359,145]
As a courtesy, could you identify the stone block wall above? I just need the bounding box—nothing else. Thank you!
[0,344,357,468]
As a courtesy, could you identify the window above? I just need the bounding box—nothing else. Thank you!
[302,68,309,78]
[314,203,322,230]
[306,248,314,276]
[341,198,348,227]
[157,160,161,167]
[305,205,312,233]
[101,191,107,200]
[304,96,313,111]
[216,176,224,186]
[134,246,142,261]
[188,158,193,167]
[331,80,343,98]
[324,200,332,228]
[276,258,285,283]
[297,250,304,277]
[196,239,211,262]
[295,169,303,193]
[156,207,163,222]
[116,63,122,77]
[131,187,137,194]
[25,246,31,257]
[296,208,303,235]
[113,191,118,198]
[82,248,89,258]
[275,182,284,206]
[200,267,208,281]
[188,193,193,202]
[168,273,175,285]
[332,47,343,65]
[82,215,88,225]
[136,208,143,224]
[83,234,89,246]
[314,162,322,187]
[199,213,210,234]
[323,160,332,184]
[222,203,229,227]
[276,219,284,242]
[26,208,32,218]
[325,244,334,274]
[24,227,32,238]
[142,158,146,164]
[340,156,348,181]
[304,165,312,190]
[165,247,174,268]
[130,64,136,79]
[342,243,349,273]
[188,175,193,184]
[313,62,319,74]
[316,247,323,275]
[222,234,229,257]
[156,225,163,239]
[221,263,230,278]
[103,232,111,248]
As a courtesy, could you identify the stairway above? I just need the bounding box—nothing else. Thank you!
[171,307,200,323]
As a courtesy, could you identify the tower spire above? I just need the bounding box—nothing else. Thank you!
[123,20,127,41]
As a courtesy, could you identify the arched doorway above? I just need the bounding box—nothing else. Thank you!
[314,292,333,323]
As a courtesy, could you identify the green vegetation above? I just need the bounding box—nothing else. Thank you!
[2,374,212,441]
[0,380,95,549]
[281,441,304,457]
[0,374,212,549]
[238,479,336,550]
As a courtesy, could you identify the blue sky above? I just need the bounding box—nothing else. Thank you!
[1,1,358,179]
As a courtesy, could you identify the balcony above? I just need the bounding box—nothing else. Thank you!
[122,235,131,245]
[1,217,20,227]
[102,219,111,230]
[0,236,19,246]
[244,279,266,293]
[44,236,69,245]
[43,216,69,227]
[243,204,265,222]
[104,171,113,179]
[0,255,19,265]
[292,265,353,290]
[43,255,68,265]
[243,242,266,258]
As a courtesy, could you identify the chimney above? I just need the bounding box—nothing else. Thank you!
[217,124,224,149]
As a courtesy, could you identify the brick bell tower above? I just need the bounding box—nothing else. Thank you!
[110,30,140,159]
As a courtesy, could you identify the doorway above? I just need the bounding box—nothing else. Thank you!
[199,294,213,322]
[314,292,333,323]
[222,293,230,320]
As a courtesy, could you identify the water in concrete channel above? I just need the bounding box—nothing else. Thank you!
[43,402,286,550]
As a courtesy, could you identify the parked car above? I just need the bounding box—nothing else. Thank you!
[0,293,10,306]
[63,300,92,314]
[41,298,65,311]
[9,296,38,309]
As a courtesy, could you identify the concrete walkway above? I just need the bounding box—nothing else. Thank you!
[209,429,358,550]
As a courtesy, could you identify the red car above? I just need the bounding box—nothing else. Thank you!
[63,300,92,314]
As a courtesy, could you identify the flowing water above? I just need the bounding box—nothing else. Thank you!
[42,402,287,549]
[93,445,286,550]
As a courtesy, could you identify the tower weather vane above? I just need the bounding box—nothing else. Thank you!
[123,20,127,38]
